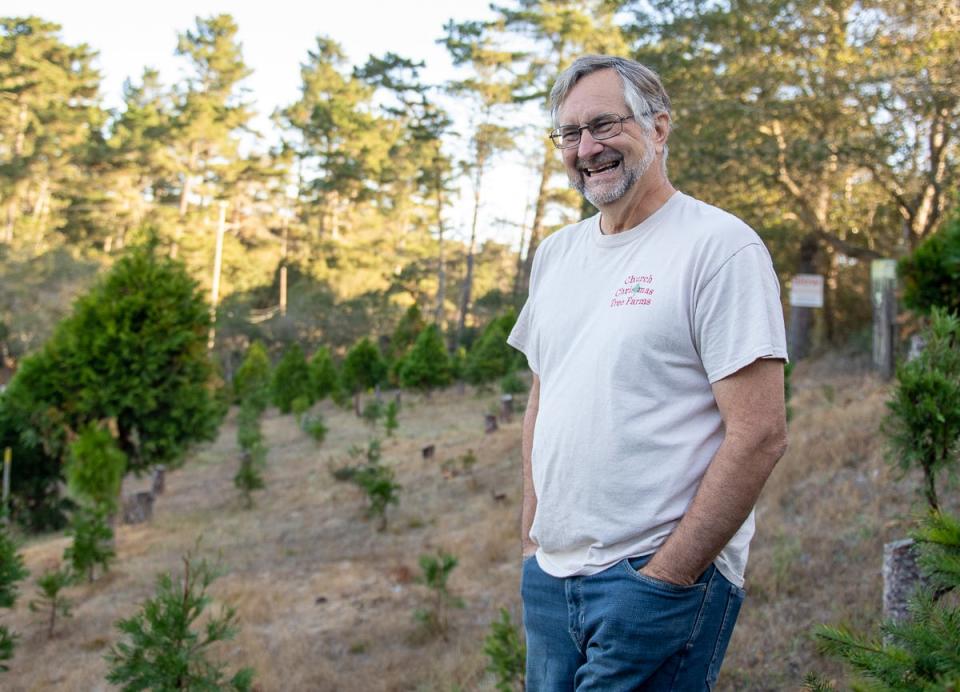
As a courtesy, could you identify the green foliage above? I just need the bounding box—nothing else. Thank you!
[271,343,314,414]
[500,369,527,395]
[399,324,451,392]
[308,346,339,401]
[361,399,384,427]
[466,311,523,385]
[353,461,400,532]
[388,304,426,362]
[233,341,271,411]
[65,424,127,512]
[0,526,28,672]
[291,395,311,423]
[484,607,526,692]
[29,566,73,639]
[235,397,266,508]
[384,400,399,437]
[301,410,328,445]
[235,400,263,452]
[814,510,960,690]
[899,215,960,315]
[882,309,960,510]
[64,506,115,583]
[105,554,254,691]
[341,338,387,395]
[1,245,220,528]
[414,550,463,639]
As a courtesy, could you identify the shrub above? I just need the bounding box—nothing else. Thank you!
[484,607,526,692]
[302,412,328,444]
[414,550,463,639]
[500,370,527,395]
[65,424,127,513]
[234,444,266,509]
[384,400,399,437]
[308,346,338,401]
[899,215,960,315]
[361,400,384,427]
[353,462,399,531]
[341,338,387,414]
[64,506,115,583]
[233,341,270,411]
[0,526,29,671]
[105,554,254,690]
[466,310,523,385]
[271,343,313,414]
[0,244,220,527]
[881,308,960,510]
[399,324,451,392]
[29,566,73,639]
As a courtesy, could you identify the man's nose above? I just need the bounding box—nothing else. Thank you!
[577,129,604,159]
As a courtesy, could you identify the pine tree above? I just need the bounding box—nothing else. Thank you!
[63,506,115,583]
[234,399,266,508]
[882,309,960,510]
[29,566,73,639]
[399,324,451,393]
[341,338,387,416]
[233,341,271,411]
[0,526,29,671]
[105,554,254,690]
[271,343,313,414]
[466,310,522,385]
[65,424,127,513]
[414,550,464,639]
[484,607,526,692]
[309,345,339,402]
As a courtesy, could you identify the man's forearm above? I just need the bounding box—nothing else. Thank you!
[641,429,786,585]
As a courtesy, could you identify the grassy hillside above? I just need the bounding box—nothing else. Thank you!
[4,353,939,690]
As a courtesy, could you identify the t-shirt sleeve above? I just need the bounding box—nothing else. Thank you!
[694,243,788,383]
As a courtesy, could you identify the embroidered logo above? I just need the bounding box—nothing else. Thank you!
[610,273,654,308]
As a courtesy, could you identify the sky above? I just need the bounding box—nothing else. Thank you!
[8,0,547,247]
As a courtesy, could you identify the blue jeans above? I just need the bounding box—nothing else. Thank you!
[521,554,745,691]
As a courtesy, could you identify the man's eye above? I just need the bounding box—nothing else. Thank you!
[559,130,580,143]
[590,119,618,135]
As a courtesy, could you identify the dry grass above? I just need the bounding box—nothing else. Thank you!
[3,357,941,690]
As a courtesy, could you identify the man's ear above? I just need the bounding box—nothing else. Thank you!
[653,112,671,145]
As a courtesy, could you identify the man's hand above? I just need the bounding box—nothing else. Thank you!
[640,357,788,586]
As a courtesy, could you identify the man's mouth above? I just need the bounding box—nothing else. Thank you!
[580,159,621,177]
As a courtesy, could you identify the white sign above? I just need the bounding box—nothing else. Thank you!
[790,274,824,308]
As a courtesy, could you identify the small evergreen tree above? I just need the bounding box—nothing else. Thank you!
[387,304,426,385]
[65,424,127,512]
[308,346,338,401]
[341,338,387,416]
[484,607,526,692]
[466,311,523,385]
[233,341,271,411]
[384,400,399,437]
[64,506,115,583]
[301,412,328,444]
[881,308,960,510]
[0,526,29,671]
[399,324,451,393]
[271,343,314,414]
[105,554,254,690]
[234,399,266,508]
[898,214,960,315]
[813,510,960,689]
[29,566,73,639]
[352,460,399,532]
[414,550,463,639]
[500,369,527,395]
[361,400,384,427]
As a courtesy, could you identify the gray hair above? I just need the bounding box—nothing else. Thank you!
[550,56,672,170]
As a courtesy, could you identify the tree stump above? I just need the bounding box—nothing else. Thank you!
[151,465,166,496]
[421,444,435,460]
[122,491,155,525]
[499,394,514,423]
[883,538,925,624]
[485,414,499,434]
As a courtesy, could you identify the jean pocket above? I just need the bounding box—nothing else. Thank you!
[621,558,709,595]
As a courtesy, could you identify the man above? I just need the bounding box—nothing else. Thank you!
[507,55,789,690]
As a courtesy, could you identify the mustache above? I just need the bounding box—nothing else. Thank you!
[575,153,622,172]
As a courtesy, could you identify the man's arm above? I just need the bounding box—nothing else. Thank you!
[640,358,788,586]
[521,374,540,558]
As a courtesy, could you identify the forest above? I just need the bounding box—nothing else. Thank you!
[1,1,960,690]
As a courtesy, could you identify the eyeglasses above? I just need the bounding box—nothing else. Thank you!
[549,114,634,149]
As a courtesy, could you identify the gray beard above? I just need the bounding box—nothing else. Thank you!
[571,145,655,207]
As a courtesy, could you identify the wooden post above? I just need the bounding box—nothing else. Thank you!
[883,538,924,625]
[500,394,514,423]
[207,201,227,351]
[2,447,10,523]
[871,259,898,380]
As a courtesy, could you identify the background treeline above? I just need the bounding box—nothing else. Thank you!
[1,0,957,378]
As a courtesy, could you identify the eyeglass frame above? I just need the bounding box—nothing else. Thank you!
[549,113,635,149]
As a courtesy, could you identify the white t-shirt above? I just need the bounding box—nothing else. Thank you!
[507,191,788,587]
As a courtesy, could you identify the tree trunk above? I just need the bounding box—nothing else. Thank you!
[434,185,446,326]
[455,173,482,350]
[516,141,555,298]
[788,233,820,360]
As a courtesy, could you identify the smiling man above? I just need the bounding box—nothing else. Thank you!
[507,56,789,690]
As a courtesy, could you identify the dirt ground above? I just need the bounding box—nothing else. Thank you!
[4,355,943,690]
